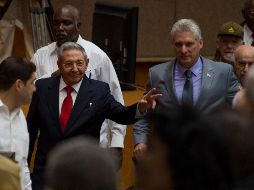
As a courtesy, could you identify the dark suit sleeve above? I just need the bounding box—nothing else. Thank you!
[27,88,40,166]
[226,65,239,105]
[102,84,138,124]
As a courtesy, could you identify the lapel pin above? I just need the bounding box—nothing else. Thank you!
[89,103,92,107]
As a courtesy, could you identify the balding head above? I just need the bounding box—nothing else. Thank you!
[233,89,253,114]
[54,5,80,23]
[234,45,254,85]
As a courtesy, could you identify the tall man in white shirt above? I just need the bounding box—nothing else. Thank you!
[31,4,125,166]
[0,57,36,190]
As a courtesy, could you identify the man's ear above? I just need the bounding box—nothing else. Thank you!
[85,58,89,70]
[77,22,81,31]
[199,38,204,49]
[15,79,24,91]
[57,60,60,68]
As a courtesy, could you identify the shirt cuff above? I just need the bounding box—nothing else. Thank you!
[110,133,125,148]
[135,105,147,119]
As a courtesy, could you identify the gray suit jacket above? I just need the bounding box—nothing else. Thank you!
[134,57,239,144]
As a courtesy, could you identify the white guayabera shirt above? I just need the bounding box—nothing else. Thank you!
[0,100,32,190]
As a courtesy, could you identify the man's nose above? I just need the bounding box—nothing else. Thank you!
[227,42,234,49]
[244,63,250,72]
[181,45,188,53]
[72,63,79,71]
[58,23,64,30]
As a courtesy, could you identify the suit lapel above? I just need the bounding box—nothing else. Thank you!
[164,60,179,104]
[47,77,61,132]
[64,77,94,134]
[196,57,215,107]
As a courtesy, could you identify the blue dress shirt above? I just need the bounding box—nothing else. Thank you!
[174,57,203,105]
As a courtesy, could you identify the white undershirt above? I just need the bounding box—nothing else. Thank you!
[243,23,253,45]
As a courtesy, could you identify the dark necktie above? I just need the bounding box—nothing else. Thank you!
[60,86,73,132]
[252,33,254,47]
[182,69,193,105]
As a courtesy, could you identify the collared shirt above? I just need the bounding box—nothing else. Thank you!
[0,100,31,190]
[174,57,202,104]
[243,23,253,45]
[59,78,82,114]
[31,35,126,148]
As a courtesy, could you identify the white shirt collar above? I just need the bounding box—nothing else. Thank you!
[243,23,254,45]
[59,77,83,93]
[244,23,253,38]
[0,99,21,117]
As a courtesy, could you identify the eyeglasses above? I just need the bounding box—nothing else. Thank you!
[236,61,254,67]
[62,60,85,68]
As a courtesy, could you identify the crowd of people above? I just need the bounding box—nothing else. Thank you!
[1,0,254,190]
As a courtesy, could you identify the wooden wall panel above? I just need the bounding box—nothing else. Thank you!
[5,0,245,59]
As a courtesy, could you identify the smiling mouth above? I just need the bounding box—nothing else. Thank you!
[70,73,82,78]
[56,33,67,38]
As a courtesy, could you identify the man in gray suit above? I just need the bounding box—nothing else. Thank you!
[133,19,239,157]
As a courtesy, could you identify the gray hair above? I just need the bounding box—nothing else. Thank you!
[57,42,87,60]
[171,19,202,41]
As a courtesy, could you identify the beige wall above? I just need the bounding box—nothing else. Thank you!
[3,0,245,60]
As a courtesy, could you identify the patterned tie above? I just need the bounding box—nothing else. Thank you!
[182,69,193,105]
[60,86,73,132]
[252,33,254,47]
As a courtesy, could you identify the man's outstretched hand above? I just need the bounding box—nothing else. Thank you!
[138,88,162,113]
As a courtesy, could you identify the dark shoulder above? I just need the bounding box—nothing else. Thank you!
[34,77,60,94]
[35,77,56,87]
[87,78,110,90]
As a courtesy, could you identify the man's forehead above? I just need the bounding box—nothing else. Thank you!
[61,50,85,59]
[236,57,254,61]
[173,38,197,44]
[54,8,76,19]
[173,32,198,42]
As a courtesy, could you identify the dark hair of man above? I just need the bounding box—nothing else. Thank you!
[209,109,254,190]
[0,57,36,91]
[147,106,235,190]
[45,136,117,190]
